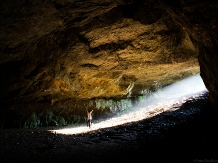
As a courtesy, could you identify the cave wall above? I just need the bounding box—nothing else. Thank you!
[158,0,218,108]
[0,0,217,128]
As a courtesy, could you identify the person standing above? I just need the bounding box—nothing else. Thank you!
[87,110,93,128]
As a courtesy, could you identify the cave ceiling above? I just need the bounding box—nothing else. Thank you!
[0,0,218,115]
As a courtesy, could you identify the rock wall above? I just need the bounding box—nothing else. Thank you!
[1,0,217,128]
[158,0,218,108]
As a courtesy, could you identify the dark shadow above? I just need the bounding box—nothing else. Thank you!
[1,91,218,163]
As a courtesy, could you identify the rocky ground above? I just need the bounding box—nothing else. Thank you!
[1,91,218,163]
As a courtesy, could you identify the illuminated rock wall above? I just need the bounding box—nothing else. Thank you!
[0,0,217,128]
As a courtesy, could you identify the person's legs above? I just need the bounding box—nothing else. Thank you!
[87,120,91,128]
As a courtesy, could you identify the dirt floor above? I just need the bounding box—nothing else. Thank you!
[0,92,218,163]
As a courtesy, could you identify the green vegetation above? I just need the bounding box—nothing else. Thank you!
[2,84,175,129]
[95,98,132,115]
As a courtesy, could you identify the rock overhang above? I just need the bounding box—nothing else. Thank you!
[0,0,218,128]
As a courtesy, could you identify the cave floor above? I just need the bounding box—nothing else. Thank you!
[0,92,218,163]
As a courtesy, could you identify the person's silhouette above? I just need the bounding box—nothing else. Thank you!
[87,110,93,128]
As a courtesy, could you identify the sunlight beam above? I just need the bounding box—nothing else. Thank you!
[48,74,207,135]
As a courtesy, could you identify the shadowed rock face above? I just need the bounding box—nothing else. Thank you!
[159,0,218,108]
[0,0,217,128]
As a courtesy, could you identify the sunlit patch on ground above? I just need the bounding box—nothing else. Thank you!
[48,74,207,135]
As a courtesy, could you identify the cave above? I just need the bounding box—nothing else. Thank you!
[0,0,218,162]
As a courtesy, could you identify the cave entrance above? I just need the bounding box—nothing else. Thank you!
[48,73,207,135]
